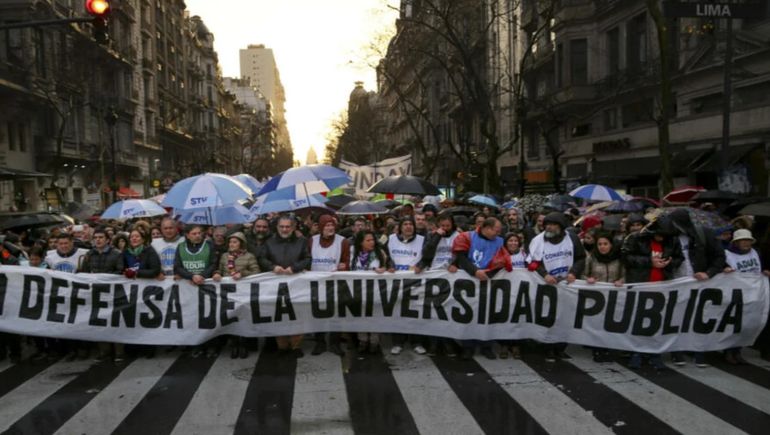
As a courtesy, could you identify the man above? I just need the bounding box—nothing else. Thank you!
[46,233,89,273]
[244,217,271,256]
[414,212,428,237]
[386,217,426,355]
[211,226,228,260]
[422,203,438,221]
[174,224,218,357]
[417,213,460,356]
[259,215,311,357]
[309,214,350,356]
[503,208,523,234]
[152,217,184,277]
[72,224,92,250]
[80,227,125,362]
[526,212,585,362]
[452,217,511,359]
[668,208,726,368]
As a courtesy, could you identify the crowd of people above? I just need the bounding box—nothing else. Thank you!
[1,198,769,371]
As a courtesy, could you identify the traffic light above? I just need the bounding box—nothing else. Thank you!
[85,0,111,45]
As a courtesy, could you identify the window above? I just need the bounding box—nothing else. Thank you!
[18,123,26,152]
[555,43,563,88]
[627,14,647,71]
[607,27,620,74]
[571,123,591,138]
[603,108,617,131]
[570,39,588,85]
[7,122,16,151]
[622,99,654,127]
[527,127,539,159]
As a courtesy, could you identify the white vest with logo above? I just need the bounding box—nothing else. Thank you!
[388,233,424,270]
[152,237,183,276]
[510,250,528,269]
[725,249,762,274]
[430,232,459,270]
[46,248,89,273]
[528,233,574,279]
[311,234,344,272]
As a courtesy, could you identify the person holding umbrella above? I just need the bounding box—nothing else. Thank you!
[258,215,312,357]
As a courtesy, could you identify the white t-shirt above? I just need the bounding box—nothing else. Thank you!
[725,249,762,274]
[430,232,459,270]
[388,233,424,270]
[677,235,695,278]
[528,233,574,279]
[46,248,89,273]
[152,237,183,276]
[311,234,344,272]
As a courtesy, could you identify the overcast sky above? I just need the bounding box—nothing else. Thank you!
[185,0,398,165]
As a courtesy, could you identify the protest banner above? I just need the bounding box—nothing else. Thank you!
[0,266,766,353]
[339,155,412,196]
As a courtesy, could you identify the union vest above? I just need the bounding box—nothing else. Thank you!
[725,249,762,274]
[528,233,574,279]
[45,248,88,273]
[430,232,459,270]
[468,232,503,270]
[178,241,210,274]
[311,234,344,272]
[152,237,183,276]
[388,233,424,270]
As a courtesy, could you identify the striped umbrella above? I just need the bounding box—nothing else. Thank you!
[569,184,624,202]
[101,199,168,220]
[177,203,253,226]
[251,185,330,214]
[257,165,351,197]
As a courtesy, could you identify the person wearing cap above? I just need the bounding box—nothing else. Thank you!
[213,232,260,359]
[526,211,585,362]
[308,214,350,356]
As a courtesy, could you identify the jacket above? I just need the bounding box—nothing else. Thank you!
[125,246,162,279]
[583,254,625,283]
[80,246,124,274]
[258,233,311,273]
[679,227,726,278]
[417,229,457,270]
[217,251,260,277]
[621,232,683,283]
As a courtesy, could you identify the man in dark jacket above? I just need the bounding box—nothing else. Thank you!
[259,215,311,357]
[80,227,124,274]
[244,217,271,256]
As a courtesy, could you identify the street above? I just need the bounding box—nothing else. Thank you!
[1,340,768,435]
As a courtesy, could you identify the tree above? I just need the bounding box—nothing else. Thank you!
[647,0,674,195]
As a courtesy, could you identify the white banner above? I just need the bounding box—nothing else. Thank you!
[339,154,412,196]
[0,266,767,353]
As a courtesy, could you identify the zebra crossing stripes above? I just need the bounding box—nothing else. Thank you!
[53,354,179,435]
[290,346,353,434]
[568,349,746,435]
[387,353,485,435]
[0,360,93,433]
[672,363,770,415]
[170,352,260,435]
[475,356,615,435]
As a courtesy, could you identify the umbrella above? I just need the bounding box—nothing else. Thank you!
[64,202,97,221]
[177,203,253,226]
[0,213,69,232]
[443,206,479,217]
[162,173,252,210]
[724,197,767,217]
[374,199,400,209]
[603,199,656,213]
[101,199,168,220]
[601,214,625,231]
[569,184,624,202]
[663,185,705,204]
[501,200,519,209]
[468,195,499,208]
[692,190,741,202]
[367,175,441,196]
[257,164,351,197]
[251,187,330,214]
[324,194,356,209]
[517,194,549,213]
[148,193,166,204]
[650,207,730,232]
[233,174,264,195]
[738,202,770,217]
[336,200,390,215]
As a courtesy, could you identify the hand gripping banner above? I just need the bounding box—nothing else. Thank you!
[0,266,767,353]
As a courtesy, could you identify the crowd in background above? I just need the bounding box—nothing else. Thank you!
[1,198,769,371]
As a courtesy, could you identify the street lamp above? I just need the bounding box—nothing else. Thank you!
[104,108,118,204]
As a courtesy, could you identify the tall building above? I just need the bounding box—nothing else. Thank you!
[305,147,318,165]
[223,77,277,178]
[239,44,291,153]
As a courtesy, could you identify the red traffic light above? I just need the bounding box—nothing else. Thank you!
[85,0,110,16]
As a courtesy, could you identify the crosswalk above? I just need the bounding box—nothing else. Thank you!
[1,342,769,435]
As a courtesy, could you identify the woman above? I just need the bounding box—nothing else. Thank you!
[112,232,129,252]
[583,231,625,362]
[501,233,527,359]
[350,230,392,354]
[122,227,163,359]
[151,226,162,240]
[213,232,260,358]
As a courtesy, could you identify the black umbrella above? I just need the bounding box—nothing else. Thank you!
[367,175,441,196]
[324,194,356,209]
[739,202,770,217]
[724,197,766,217]
[374,199,401,209]
[692,190,741,202]
[337,200,390,215]
[0,213,69,232]
[64,202,98,221]
[443,206,480,217]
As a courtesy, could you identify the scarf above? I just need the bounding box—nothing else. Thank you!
[226,250,245,273]
[124,245,144,270]
[355,251,373,270]
[592,245,620,263]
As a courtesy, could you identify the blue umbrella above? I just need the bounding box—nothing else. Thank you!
[469,194,499,208]
[177,203,254,226]
[251,187,330,214]
[234,174,264,196]
[162,173,252,210]
[257,165,351,197]
[101,199,168,219]
[569,184,624,202]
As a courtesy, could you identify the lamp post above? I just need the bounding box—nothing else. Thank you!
[104,107,118,205]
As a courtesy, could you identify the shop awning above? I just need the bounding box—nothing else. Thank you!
[0,167,51,180]
[104,186,143,199]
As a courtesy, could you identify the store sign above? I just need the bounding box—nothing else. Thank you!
[663,2,765,19]
[593,138,631,154]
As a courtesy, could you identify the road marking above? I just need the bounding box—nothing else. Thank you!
[672,363,770,414]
